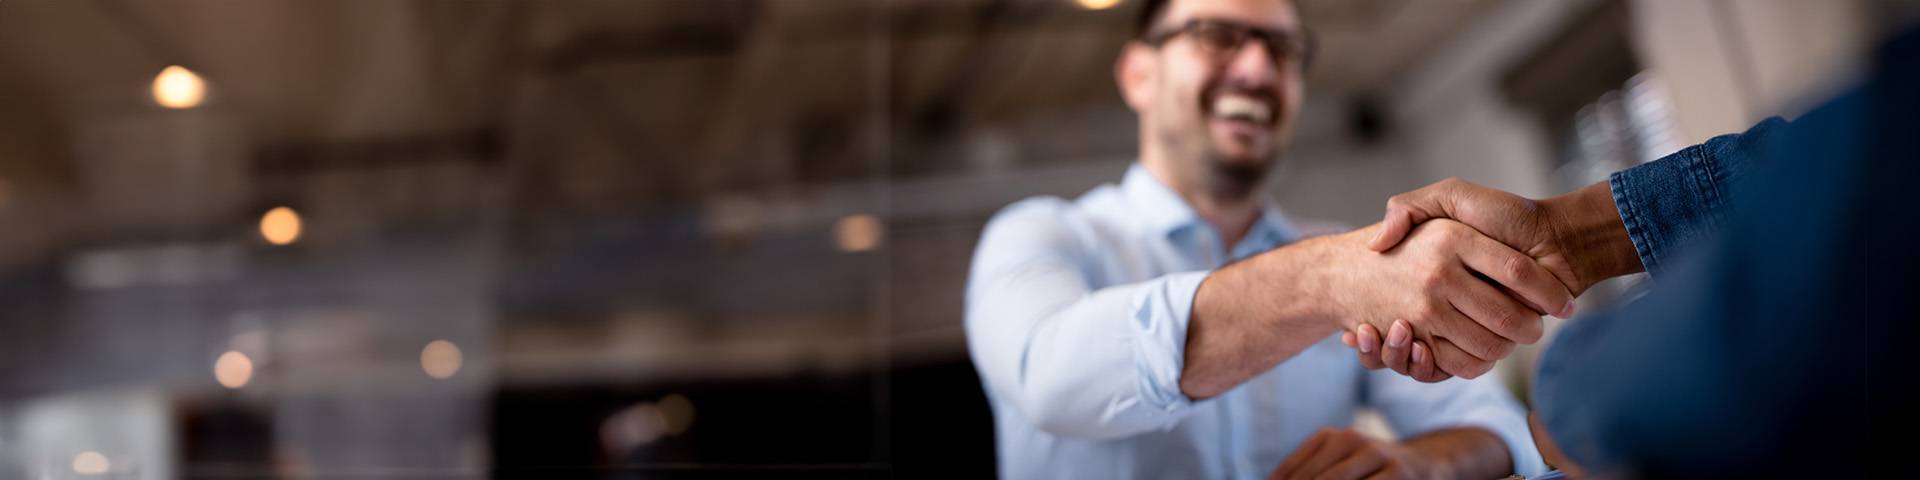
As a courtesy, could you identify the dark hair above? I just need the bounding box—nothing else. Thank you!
[1135,0,1170,39]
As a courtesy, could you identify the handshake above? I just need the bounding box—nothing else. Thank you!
[1314,178,1637,382]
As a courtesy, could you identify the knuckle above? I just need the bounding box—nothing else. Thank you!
[1385,193,1408,209]
[1501,254,1534,283]
[1460,358,1494,378]
[1436,350,1481,377]
[1417,268,1450,292]
[1492,308,1536,339]
[1488,340,1516,359]
[1519,322,1545,344]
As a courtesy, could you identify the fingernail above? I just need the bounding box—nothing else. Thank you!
[1358,329,1376,354]
[1557,301,1577,318]
[1387,320,1411,348]
[1412,342,1427,364]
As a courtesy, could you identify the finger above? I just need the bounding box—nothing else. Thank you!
[1367,208,1416,252]
[1380,320,1413,376]
[1408,341,1452,383]
[1369,181,1458,252]
[1361,466,1403,480]
[1456,232,1576,323]
[1291,431,1357,480]
[1426,297,1515,362]
[1354,324,1385,370]
[1449,272,1542,348]
[1341,331,1357,348]
[1311,448,1386,480]
[1274,429,1332,479]
[1356,324,1382,355]
[1428,336,1496,379]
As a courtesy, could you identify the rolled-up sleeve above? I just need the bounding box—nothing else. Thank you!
[965,198,1211,439]
[1365,371,1545,478]
[1609,118,1783,275]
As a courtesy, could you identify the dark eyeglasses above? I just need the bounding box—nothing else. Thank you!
[1142,19,1315,71]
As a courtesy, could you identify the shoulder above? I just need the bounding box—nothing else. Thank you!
[987,195,1081,226]
[979,196,1087,252]
[984,183,1124,234]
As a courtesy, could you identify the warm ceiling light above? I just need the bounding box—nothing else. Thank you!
[421,339,463,379]
[214,350,253,389]
[259,207,302,246]
[152,65,206,109]
[72,451,111,475]
[1075,0,1123,10]
[833,214,884,253]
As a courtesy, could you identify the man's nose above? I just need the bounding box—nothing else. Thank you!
[1223,40,1280,87]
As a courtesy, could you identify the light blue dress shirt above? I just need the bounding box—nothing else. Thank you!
[964,164,1545,479]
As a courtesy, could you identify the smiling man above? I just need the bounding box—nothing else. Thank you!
[962,0,1558,478]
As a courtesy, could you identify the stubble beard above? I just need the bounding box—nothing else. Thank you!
[1158,122,1278,203]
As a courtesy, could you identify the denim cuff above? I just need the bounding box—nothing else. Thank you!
[1609,118,1785,276]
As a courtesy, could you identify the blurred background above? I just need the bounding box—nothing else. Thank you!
[0,0,1910,478]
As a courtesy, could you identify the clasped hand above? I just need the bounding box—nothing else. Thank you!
[1331,178,1585,382]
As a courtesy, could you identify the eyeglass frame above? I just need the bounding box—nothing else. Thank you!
[1139,18,1317,72]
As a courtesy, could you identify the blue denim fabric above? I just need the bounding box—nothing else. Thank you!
[1608,117,1785,276]
[1532,28,1919,477]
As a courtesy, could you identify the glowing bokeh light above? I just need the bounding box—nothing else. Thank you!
[152,65,206,109]
[659,393,695,435]
[1075,0,1123,10]
[421,339,463,379]
[833,214,884,252]
[214,350,254,389]
[259,207,302,246]
[72,451,110,475]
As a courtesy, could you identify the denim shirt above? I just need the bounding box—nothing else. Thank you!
[1533,28,1918,477]
[1608,117,1784,276]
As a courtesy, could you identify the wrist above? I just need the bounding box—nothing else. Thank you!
[1393,441,1456,480]
[1540,181,1643,294]
[1404,427,1511,480]
[1252,230,1357,331]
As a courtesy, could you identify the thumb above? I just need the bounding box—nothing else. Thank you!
[1368,183,1453,251]
[1367,206,1415,252]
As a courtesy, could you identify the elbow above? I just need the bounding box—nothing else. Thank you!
[1019,391,1109,440]
[1013,373,1141,441]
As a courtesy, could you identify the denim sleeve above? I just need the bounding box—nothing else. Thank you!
[1608,118,1785,275]
[1535,83,1883,476]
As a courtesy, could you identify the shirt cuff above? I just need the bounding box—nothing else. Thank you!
[1609,118,1784,276]
[1129,270,1212,415]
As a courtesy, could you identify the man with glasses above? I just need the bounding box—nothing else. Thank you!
[964,0,1555,478]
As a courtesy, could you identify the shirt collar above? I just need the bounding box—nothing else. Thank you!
[1120,163,1300,247]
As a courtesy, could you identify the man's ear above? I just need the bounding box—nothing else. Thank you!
[1115,43,1156,114]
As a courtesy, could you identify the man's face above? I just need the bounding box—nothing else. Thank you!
[1137,0,1306,187]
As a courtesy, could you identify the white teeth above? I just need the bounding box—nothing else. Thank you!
[1212,96,1272,124]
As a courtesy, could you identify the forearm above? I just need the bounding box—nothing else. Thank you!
[1181,230,1351,399]
[1540,181,1643,293]
[1405,427,1514,480]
